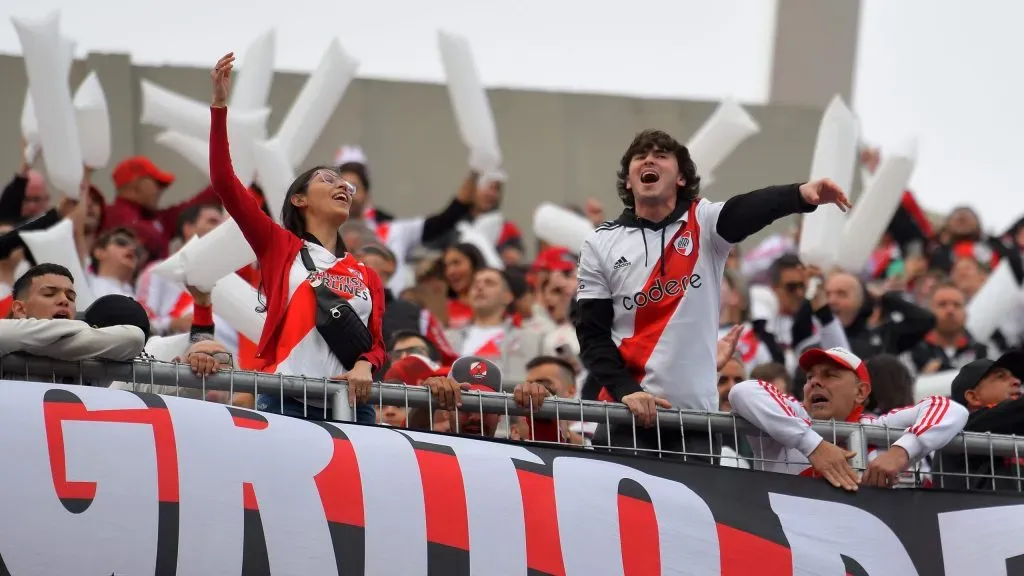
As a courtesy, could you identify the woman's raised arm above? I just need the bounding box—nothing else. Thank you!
[208,52,279,258]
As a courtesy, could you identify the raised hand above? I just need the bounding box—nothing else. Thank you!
[716,324,743,371]
[211,52,235,108]
[799,178,853,213]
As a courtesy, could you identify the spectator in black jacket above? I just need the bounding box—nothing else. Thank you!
[910,282,987,374]
[942,350,1024,491]
[825,271,935,360]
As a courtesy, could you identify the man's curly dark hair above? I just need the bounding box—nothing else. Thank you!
[616,129,701,211]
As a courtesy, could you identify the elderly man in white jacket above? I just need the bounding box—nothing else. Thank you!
[729,346,967,492]
[0,263,144,363]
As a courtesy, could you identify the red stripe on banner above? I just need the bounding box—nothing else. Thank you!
[618,494,660,575]
[516,469,565,575]
[617,207,701,383]
[416,449,469,551]
[316,438,365,528]
[43,399,180,503]
[232,415,269,430]
[242,482,258,511]
[718,524,792,575]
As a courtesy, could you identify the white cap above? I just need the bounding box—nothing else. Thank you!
[334,145,368,166]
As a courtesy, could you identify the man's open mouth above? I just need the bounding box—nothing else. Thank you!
[808,391,829,407]
[640,168,660,184]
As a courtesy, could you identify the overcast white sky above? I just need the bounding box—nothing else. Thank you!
[3,0,1022,230]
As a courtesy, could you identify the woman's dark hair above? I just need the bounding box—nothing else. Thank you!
[256,166,347,313]
[444,243,486,299]
[338,162,370,193]
[616,129,700,211]
[279,165,346,248]
[864,354,915,414]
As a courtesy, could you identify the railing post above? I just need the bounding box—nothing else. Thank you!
[331,388,353,422]
[846,425,868,477]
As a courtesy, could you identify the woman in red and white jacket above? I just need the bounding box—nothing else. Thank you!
[728,346,967,492]
[208,53,385,424]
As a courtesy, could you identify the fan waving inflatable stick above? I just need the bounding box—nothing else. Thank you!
[798,95,859,270]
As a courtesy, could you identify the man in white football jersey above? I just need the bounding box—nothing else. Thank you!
[576,129,851,456]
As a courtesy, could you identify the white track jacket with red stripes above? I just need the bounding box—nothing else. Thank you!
[728,379,967,477]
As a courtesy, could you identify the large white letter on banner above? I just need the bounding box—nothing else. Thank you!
[400,430,544,575]
[770,493,918,576]
[553,457,720,575]
[939,505,1024,576]
[0,384,161,575]
[330,423,429,575]
[166,396,338,575]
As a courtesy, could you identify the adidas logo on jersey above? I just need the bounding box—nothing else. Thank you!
[613,256,631,270]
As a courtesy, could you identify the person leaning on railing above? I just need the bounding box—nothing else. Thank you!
[941,350,1024,491]
[729,347,967,492]
[0,264,145,363]
[208,53,387,424]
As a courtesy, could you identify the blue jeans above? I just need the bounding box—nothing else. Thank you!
[256,394,376,425]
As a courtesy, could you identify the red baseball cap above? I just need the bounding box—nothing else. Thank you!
[532,246,577,273]
[449,356,503,392]
[112,156,175,189]
[798,347,871,384]
[383,354,447,386]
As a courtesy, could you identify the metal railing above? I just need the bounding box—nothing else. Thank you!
[3,353,1022,494]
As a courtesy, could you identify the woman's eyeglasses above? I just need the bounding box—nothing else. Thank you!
[312,170,357,195]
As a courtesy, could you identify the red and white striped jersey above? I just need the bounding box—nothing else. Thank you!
[576,199,731,412]
[269,242,378,407]
[728,379,968,479]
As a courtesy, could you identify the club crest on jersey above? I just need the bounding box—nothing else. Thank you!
[674,231,693,256]
[470,361,488,379]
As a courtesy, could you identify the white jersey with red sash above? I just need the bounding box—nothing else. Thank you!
[266,242,376,407]
[577,199,731,412]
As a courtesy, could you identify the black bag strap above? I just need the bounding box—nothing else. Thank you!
[299,246,317,273]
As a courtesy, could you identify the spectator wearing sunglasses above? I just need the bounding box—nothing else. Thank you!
[756,254,850,375]
[388,330,436,363]
[88,227,141,299]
